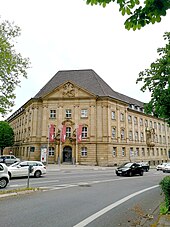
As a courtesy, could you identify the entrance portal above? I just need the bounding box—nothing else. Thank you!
[63,146,72,163]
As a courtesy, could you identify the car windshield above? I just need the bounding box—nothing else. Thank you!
[120,163,133,168]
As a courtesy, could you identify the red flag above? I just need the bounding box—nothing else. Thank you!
[61,125,66,142]
[49,124,55,142]
[77,125,82,142]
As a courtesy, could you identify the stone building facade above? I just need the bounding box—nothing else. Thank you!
[7,70,170,166]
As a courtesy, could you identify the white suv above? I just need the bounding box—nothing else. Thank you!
[0,163,10,188]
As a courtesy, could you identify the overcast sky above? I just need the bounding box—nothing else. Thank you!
[1,0,170,119]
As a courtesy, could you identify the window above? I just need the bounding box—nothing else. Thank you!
[49,147,54,156]
[66,127,71,138]
[112,127,116,138]
[50,110,56,119]
[81,147,87,156]
[134,117,137,125]
[142,148,145,156]
[150,121,152,128]
[129,131,133,141]
[135,131,138,141]
[120,113,124,121]
[130,147,133,157]
[152,148,155,156]
[122,147,125,156]
[140,118,143,126]
[159,135,162,144]
[121,128,125,140]
[135,148,139,156]
[140,132,144,142]
[81,109,88,118]
[112,147,117,157]
[154,122,157,129]
[158,123,161,131]
[156,148,159,156]
[111,111,116,120]
[145,120,148,127]
[82,127,88,138]
[65,109,71,118]
[128,115,132,123]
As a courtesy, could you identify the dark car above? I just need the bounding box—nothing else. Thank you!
[137,162,150,172]
[115,162,144,177]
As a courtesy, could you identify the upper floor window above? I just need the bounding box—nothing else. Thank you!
[140,132,144,141]
[66,109,71,118]
[128,115,132,123]
[129,131,133,141]
[145,120,148,127]
[150,121,152,128]
[135,131,138,141]
[158,123,161,131]
[111,111,116,120]
[140,118,143,126]
[121,128,125,140]
[134,117,137,125]
[50,110,56,119]
[66,127,71,138]
[112,127,116,139]
[142,148,145,156]
[81,109,88,118]
[82,127,88,138]
[154,122,157,129]
[120,113,124,121]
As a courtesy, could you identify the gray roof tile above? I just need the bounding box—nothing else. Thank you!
[34,69,144,107]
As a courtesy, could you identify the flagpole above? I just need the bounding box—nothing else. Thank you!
[76,126,78,165]
[47,124,49,166]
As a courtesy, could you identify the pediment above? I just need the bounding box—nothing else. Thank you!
[43,81,96,99]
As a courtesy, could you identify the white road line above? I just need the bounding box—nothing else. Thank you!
[73,185,159,227]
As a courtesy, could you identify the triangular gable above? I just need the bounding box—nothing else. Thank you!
[42,81,96,99]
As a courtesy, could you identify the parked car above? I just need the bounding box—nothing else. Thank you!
[163,163,170,173]
[0,163,10,188]
[156,162,168,171]
[137,162,150,172]
[8,161,46,179]
[115,162,144,177]
[0,155,20,165]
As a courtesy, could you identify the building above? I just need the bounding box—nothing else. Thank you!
[7,69,170,166]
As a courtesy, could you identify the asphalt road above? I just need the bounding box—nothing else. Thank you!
[0,168,166,227]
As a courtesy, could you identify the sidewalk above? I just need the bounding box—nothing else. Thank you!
[46,163,116,171]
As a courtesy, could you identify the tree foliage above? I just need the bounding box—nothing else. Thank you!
[0,19,30,117]
[85,0,170,30]
[136,32,170,125]
[0,121,14,155]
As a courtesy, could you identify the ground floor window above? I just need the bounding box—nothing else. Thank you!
[49,147,55,156]
[81,147,87,157]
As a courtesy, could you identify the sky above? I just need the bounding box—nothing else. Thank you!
[1,0,170,119]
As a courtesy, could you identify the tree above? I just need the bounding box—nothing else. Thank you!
[0,19,30,117]
[85,0,170,30]
[0,121,14,155]
[136,32,170,125]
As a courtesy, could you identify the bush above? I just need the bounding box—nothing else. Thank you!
[160,176,170,213]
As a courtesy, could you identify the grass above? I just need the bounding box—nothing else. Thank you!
[0,187,40,195]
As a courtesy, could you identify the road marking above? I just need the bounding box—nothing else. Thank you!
[73,185,159,227]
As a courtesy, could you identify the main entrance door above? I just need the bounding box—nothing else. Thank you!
[63,146,72,163]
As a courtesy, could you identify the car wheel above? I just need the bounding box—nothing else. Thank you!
[128,171,132,177]
[0,178,8,188]
[140,171,144,176]
[34,170,41,178]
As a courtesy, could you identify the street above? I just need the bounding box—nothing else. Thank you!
[0,166,166,227]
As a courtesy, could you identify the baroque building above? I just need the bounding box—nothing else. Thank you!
[7,70,170,166]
